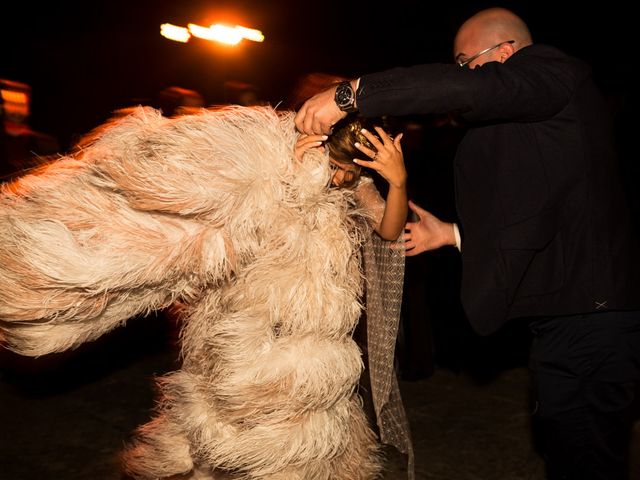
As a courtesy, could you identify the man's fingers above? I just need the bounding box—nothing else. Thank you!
[408,200,427,217]
[304,116,315,136]
[294,105,308,132]
[321,121,333,135]
[404,247,420,257]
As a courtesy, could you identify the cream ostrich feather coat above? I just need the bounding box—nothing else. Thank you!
[0,105,410,479]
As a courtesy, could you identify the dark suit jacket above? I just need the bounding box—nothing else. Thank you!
[358,44,640,334]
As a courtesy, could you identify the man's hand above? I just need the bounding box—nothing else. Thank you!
[294,85,348,135]
[404,200,457,256]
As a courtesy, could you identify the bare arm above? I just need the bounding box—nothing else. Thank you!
[354,127,407,240]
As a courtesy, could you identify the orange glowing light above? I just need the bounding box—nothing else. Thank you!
[163,22,265,46]
[1,90,28,105]
[208,24,244,45]
[189,23,242,45]
[234,25,264,43]
[160,23,191,43]
[0,88,29,118]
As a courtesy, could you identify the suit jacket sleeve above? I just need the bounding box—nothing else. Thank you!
[357,45,590,124]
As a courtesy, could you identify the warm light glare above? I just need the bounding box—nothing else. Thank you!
[189,23,242,45]
[165,22,265,46]
[188,23,215,41]
[209,24,243,45]
[161,23,191,43]
[0,89,29,117]
[235,25,264,43]
[1,90,28,105]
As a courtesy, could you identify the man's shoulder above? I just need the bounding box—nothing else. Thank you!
[516,44,583,65]
[513,44,591,77]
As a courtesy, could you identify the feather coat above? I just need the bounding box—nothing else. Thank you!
[0,105,386,479]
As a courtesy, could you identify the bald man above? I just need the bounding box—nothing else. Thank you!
[295,7,640,480]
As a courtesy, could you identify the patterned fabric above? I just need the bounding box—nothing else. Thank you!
[364,234,415,480]
[355,176,414,479]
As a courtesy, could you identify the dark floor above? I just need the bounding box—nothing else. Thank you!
[1,314,639,480]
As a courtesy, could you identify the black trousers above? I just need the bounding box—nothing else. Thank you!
[529,310,640,480]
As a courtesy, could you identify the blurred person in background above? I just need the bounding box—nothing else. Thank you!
[1,78,59,181]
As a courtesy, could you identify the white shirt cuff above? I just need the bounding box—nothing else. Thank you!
[453,223,461,252]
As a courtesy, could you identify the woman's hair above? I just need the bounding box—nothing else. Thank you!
[325,115,385,188]
[287,73,390,188]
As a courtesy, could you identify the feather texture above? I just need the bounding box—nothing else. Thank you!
[0,105,382,478]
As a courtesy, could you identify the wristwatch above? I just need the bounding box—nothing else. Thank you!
[334,81,358,113]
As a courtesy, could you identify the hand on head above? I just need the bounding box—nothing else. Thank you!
[353,127,406,189]
[294,134,327,161]
[294,85,348,135]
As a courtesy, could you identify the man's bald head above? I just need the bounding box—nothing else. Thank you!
[454,8,533,68]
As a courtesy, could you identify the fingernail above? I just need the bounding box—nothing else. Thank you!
[354,142,360,147]
[321,135,328,140]
[360,128,367,133]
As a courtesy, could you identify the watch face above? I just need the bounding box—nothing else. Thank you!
[336,83,354,108]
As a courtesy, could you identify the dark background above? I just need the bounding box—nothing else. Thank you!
[1,0,636,374]
[1,0,633,151]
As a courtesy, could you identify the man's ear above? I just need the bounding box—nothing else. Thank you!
[499,41,516,62]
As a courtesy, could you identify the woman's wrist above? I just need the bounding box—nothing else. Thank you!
[387,179,407,190]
